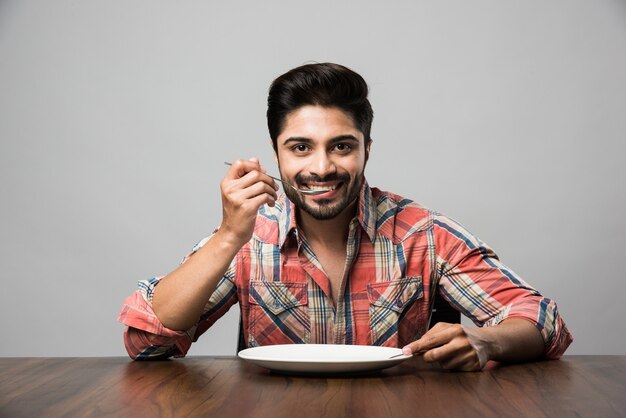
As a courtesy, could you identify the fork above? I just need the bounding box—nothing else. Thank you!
[389,350,426,359]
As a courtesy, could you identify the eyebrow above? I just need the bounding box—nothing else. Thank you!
[282,135,360,146]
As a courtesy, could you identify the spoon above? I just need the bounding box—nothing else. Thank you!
[223,162,330,196]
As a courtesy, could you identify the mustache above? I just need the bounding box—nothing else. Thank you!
[295,172,350,184]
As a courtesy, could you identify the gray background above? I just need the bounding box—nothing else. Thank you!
[1,1,625,357]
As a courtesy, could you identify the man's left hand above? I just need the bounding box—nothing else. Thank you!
[401,322,492,371]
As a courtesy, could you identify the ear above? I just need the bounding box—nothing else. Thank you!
[271,139,279,164]
[365,138,373,164]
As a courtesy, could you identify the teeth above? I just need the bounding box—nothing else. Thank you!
[307,184,337,191]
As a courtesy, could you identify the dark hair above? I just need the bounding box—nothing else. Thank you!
[267,62,374,152]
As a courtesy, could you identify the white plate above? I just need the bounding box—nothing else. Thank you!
[238,344,412,374]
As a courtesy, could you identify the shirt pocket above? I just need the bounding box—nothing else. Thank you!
[248,281,310,346]
[367,276,423,346]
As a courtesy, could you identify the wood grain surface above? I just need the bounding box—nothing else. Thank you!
[1,356,625,417]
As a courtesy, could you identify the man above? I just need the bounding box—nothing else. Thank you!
[118,63,572,370]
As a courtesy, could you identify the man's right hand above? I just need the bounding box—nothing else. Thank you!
[219,158,279,248]
[151,157,278,331]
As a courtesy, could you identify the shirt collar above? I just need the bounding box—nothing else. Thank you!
[255,179,433,248]
[277,193,298,248]
[355,179,377,242]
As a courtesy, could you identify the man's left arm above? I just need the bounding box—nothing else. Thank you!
[403,318,544,371]
[402,214,573,371]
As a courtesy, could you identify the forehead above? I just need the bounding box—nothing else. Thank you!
[278,106,362,143]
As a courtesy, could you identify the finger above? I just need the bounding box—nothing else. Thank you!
[429,321,452,332]
[239,168,275,188]
[402,323,462,355]
[246,190,276,210]
[232,169,278,194]
[235,180,278,203]
[422,335,467,364]
[439,350,481,372]
[241,173,278,200]
[246,157,269,174]
[225,159,277,191]
[225,159,263,180]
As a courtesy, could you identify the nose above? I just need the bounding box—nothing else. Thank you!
[308,150,336,179]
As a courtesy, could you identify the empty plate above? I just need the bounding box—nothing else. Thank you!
[238,344,412,374]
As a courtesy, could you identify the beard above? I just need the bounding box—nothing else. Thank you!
[281,169,364,221]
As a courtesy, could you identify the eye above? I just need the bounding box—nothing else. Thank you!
[334,143,352,153]
[291,144,310,153]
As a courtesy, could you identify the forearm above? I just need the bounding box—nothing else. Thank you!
[481,318,545,363]
[152,229,242,331]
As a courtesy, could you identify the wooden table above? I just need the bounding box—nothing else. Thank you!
[1,356,625,417]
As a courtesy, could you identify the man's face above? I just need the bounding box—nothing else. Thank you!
[275,105,370,221]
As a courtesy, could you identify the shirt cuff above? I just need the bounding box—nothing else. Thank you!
[117,291,194,358]
[483,297,573,359]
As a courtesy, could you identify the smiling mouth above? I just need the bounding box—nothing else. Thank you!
[302,182,342,192]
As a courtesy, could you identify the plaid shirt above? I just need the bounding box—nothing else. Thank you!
[118,181,572,360]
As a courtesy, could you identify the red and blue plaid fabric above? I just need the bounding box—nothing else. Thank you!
[118,181,572,360]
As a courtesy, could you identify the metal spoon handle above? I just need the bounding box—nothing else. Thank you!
[223,161,297,192]
[223,162,327,195]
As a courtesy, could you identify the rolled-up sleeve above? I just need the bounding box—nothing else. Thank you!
[117,236,238,360]
[433,214,573,359]
[118,284,193,360]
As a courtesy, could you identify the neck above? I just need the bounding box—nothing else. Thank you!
[297,201,357,248]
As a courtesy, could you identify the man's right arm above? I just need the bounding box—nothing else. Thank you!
[117,158,279,359]
[151,158,279,331]
[150,229,243,330]
[117,237,239,360]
